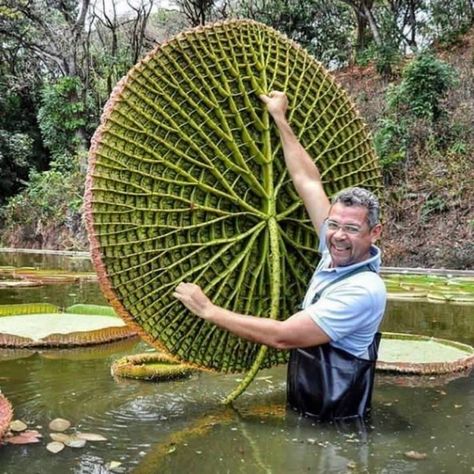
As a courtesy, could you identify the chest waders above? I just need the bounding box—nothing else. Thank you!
[287,265,381,421]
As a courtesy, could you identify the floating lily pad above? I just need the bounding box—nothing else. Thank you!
[0,266,97,286]
[111,352,197,381]
[0,394,13,440]
[384,274,474,304]
[0,303,136,348]
[0,303,60,317]
[377,332,474,374]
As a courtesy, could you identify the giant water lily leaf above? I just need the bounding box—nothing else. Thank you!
[111,352,197,381]
[85,19,382,401]
[377,332,474,374]
[0,304,136,347]
[0,314,132,346]
[0,266,96,285]
[0,303,60,317]
[384,274,474,303]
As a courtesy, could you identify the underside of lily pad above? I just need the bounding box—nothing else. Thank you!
[0,394,13,440]
[377,332,474,374]
[111,352,196,381]
[0,304,136,348]
[85,18,382,386]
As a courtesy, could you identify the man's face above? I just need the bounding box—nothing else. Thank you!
[326,203,382,267]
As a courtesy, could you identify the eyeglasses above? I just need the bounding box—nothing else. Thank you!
[326,219,364,235]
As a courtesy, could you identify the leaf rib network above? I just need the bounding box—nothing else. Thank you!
[85,20,382,374]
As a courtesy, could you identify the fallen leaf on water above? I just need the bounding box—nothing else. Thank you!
[9,420,28,432]
[49,418,71,432]
[46,441,65,453]
[6,430,42,444]
[50,432,72,443]
[64,437,86,448]
[347,461,357,469]
[404,450,428,460]
[76,432,107,442]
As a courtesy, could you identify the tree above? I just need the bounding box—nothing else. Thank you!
[237,0,354,66]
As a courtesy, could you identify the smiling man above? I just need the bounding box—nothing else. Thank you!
[174,91,386,421]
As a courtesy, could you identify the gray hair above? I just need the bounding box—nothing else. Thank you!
[331,187,380,228]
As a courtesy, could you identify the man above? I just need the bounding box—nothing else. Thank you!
[174,91,386,421]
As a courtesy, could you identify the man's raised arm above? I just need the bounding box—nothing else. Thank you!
[260,91,330,235]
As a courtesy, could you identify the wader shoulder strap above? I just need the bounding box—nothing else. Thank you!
[287,263,381,421]
[310,264,372,305]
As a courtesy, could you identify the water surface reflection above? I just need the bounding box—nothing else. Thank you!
[0,253,472,473]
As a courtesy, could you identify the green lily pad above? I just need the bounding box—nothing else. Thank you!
[111,352,197,381]
[0,266,97,286]
[0,314,132,346]
[384,273,474,303]
[0,304,136,348]
[377,332,474,374]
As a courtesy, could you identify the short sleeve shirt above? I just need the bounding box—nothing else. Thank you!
[302,223,387,358]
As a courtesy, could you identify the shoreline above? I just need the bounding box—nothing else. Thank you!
[1,248,472,276]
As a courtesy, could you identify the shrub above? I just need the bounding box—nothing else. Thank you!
[388,52,457,121]
[0,152,86,249]
[373,117,408,179]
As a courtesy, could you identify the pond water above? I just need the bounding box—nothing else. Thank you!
[0,252,473,473]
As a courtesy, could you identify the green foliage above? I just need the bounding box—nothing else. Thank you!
[0,151,85,248]
[426,0,473,47]
[388,52,457,121]
[421,195,448,222]
[0,81,48,203]
[373,117,408,176]
[37,77,93,158]
[237,0,354,66]
[356,42,401,76]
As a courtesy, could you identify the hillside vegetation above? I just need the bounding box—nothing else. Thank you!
[0,1,472,270]
[336,30,474,269]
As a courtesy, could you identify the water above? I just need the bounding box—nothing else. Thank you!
[0,252,472,473]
